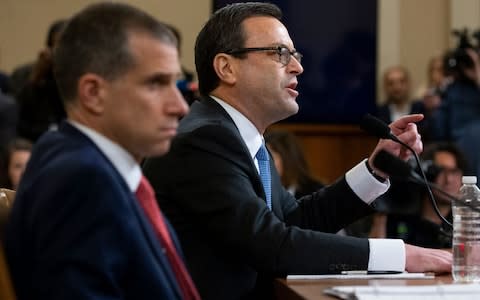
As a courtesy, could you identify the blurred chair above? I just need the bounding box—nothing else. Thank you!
[0,188,16,300]
[0,245,15,300]
[0,188,16,238]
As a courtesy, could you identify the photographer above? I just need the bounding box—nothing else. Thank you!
[429,30,480,178]
[430,30,480,142]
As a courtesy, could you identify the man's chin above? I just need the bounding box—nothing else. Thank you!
[289,103,300,116]
[146,142,172,158]
[284,98,299,112]
[275,107,299,124]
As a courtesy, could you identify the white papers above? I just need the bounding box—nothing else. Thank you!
[287,272,433,280]
[324,283,480,300]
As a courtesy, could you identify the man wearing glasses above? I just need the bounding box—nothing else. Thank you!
[143,3,452,300]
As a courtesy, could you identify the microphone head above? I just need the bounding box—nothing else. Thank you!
[372,150,413,178]
[360,114,392,139]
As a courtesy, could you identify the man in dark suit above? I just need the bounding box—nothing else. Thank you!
[4,3,198,299]
[143,3,452,300]
[376,65,433,143]
[377,65,426,124]
[375,66,433,215]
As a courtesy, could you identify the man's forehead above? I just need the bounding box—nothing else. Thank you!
[386,69,408,81]
[241,16,292,46]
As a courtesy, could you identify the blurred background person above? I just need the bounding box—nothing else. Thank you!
[369,142,466,249]
[265,130,324,198]
[415,55,452,113]
[376,65,433,141]
[430,49,480,142]
[12,19,67,142]
[430,30,480,179]
[167,24,199,106]
[0,91,17,150]
[377,65,426,123]
[5,138,32,190]
[9,19,66,97]
[415,55,449,98]
[0,70,11,95]
[0,91,18,187]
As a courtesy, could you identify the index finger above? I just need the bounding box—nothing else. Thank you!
[390,114,424,130]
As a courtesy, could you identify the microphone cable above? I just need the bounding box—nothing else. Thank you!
[361,114,453,227]
[392,136,452,228]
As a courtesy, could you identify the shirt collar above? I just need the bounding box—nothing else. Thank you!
[389,103,411,122]
[68,120,142,192]
[210,95,263,159]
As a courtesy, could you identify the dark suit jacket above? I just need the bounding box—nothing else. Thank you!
[294,177,325,199]
[386,212,452,249]
[376,101,426,124]
[0,92,17,148]
[5,122,184,300]
[376,100,433,142]
[0,92,18,187]
[16,69,66,142]
[143,97,375,300]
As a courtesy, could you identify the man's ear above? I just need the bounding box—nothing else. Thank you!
[77,73,107,114]
[213,53,237,85]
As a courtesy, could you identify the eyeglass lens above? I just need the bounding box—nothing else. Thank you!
[279,47,302,65]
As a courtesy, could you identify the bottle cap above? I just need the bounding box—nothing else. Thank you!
[462,176,477,184]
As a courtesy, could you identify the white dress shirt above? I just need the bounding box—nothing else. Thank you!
[389,103,412,122]
[211,95,406,272]
[69,120,142,193]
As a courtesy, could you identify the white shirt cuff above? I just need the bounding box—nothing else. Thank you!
[345,159,390,204]
[368,239,405,271]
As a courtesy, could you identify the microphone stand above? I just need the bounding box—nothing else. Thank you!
[393,139,453,227]
[361,114,453,227]
[404,174,480,214]
[401,174,480,239]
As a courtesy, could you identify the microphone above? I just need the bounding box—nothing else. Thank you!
[373,150,480,214]
[360,114,422,163]
[360,114,402,144]
[360,114,451,226]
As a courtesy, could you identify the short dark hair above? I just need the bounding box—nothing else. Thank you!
[422,142,468,175]
[7,138,33,156]
[194,2,282,96]
[6,138,33,189]
[54,2,177,103]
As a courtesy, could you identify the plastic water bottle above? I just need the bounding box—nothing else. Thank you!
[452,176,480,282]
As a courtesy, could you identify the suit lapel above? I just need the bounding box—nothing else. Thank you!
[60,122,183,298]
[200,97,277,211]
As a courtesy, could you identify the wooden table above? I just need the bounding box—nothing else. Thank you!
[274,274,453,300]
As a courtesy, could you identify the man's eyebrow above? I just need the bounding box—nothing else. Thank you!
[144,72,182,83]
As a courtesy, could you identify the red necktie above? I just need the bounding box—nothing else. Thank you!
[135,175,201,300]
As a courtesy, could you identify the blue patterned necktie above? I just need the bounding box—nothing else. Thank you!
[256,143,272,210]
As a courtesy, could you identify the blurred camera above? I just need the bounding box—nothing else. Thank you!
[443,28,475,76]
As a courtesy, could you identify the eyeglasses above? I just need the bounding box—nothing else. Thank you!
[226,46,303,66]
